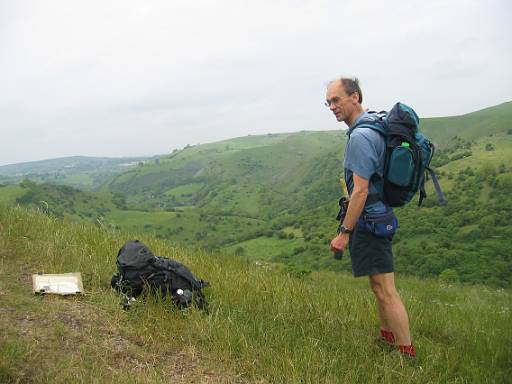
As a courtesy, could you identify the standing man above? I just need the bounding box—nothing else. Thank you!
[327,77,416,358]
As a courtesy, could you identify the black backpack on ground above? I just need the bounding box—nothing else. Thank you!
[111,240,209,311]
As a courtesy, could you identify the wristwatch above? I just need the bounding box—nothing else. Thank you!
[339,226,353,234]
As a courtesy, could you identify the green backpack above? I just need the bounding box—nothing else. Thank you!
[350,102,446,207]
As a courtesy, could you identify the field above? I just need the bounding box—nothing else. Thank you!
[1,205,510,383]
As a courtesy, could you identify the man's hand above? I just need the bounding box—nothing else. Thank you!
[330,232,350,253]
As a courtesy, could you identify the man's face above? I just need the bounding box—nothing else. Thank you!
[325,81,356,123]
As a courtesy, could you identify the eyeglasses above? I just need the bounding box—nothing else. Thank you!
[324,95,350,107]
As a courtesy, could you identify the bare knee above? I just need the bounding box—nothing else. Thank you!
[370,278,399,305]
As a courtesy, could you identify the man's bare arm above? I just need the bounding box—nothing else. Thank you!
[330,173,369,252]
[342,173,369,230]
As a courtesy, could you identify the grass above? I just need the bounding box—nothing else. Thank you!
[0,185,23,204]
[440,134,512,173]
[226,236,305,260]
[106,209,178,227]
[3,113,512,287]
[164,182,205,196]
[106,209,267,249]
[1,205,511,383]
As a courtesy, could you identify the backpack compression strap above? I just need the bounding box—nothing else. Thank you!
[419,168,446,206]
[426,167,446,205]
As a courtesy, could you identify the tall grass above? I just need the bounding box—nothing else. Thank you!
[1,205,511,383]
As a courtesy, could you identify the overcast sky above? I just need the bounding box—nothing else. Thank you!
[1,0,511,166]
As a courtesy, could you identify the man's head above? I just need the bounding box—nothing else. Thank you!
[325,77,363,126]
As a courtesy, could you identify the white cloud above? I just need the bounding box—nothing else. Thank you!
[0,0,510,165]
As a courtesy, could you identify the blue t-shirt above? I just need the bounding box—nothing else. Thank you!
[344,112,390,215]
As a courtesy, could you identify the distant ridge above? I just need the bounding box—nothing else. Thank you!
[0,155,154,191]
[0,155,152,172]
[424,100,512,119]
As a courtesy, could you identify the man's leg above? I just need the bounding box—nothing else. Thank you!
[369,272,411,346]
[376,300,395,344]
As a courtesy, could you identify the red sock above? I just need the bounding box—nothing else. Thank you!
[397,344,416,358]
[380,329,395,344]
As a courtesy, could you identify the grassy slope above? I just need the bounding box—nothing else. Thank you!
[108,101,512,203]
[421,101,512,145]
[98,133,345,262]
[104,103,512,222]
[101,131,345,252]
[0,185,24,205]
[0,205,510,383]
[2,102,511,286]
[11,180,124,226]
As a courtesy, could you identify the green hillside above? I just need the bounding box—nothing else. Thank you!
[106,102,512,219]
[100,103,512,286]
[421,101,512,145]
[1,206,510,383]
[107,130,343,216]
[10,179,126,224]
[2,102,512,287]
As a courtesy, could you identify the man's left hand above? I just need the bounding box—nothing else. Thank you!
[330,233,350,253]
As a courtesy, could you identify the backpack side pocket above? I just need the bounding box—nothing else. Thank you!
[386,146,414,187]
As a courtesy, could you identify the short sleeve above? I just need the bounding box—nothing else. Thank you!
[344,130,380,180]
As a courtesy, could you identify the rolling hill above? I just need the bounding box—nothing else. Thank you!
[2,101,512,286]
[0,155,151,190]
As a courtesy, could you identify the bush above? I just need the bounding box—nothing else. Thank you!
[494,174,512,192]
[439,268,459,283]
[277,231,288,239]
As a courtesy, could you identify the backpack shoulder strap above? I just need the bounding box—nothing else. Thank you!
[154,257,205,289]
[349,112,387,138]
[347,113,387,205]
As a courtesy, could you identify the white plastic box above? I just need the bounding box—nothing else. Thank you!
[32,272,84,295]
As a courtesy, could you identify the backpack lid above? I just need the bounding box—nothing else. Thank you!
[386,102,419,139]
[117,240,155,269]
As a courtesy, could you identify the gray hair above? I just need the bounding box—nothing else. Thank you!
[329,77,363,104]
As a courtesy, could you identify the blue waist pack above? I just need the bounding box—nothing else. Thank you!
[357,210,398,239]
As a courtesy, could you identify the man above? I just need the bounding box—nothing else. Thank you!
[327,77,416,358]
